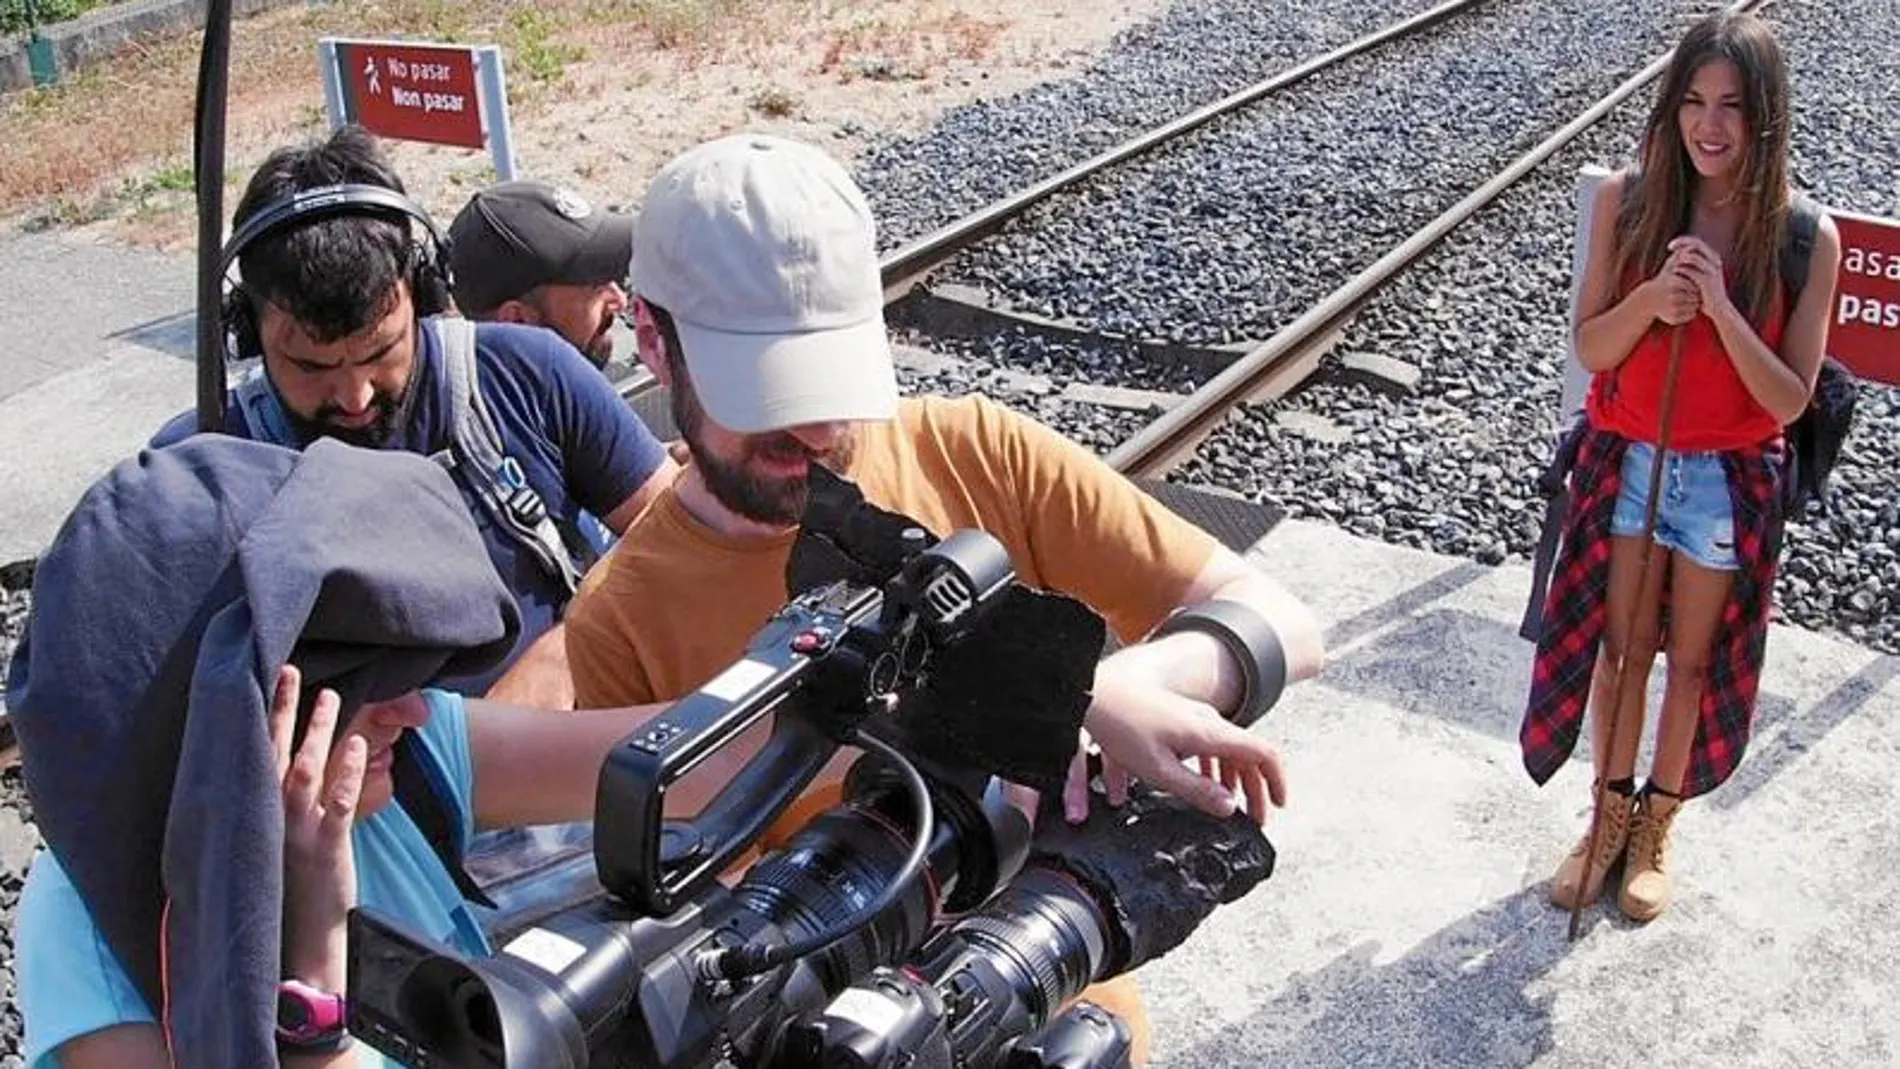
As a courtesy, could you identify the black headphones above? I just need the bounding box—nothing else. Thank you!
[219,183,455,362]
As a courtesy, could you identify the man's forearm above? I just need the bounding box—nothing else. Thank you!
[484,625,577,711]
[468,696,672,829]
[1098,556,1323,725]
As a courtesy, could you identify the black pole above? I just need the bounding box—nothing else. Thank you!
[193,0,234,432]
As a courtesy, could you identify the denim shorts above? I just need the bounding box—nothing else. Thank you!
[1609,441,1739,571]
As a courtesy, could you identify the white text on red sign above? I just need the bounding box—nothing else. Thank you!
[383,57,457,82]
[1839,244,1900,330]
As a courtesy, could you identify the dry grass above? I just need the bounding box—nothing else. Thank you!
[0,0,1162,246]
[0,0,762,222]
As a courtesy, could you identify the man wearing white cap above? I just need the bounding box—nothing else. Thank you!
[564,134,1326,1059]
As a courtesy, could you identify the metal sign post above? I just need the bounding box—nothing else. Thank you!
[22,0,60,87]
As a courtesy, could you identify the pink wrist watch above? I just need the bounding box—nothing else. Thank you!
[277,978,351,1054]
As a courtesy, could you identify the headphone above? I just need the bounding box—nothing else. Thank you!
[219,183,455,362]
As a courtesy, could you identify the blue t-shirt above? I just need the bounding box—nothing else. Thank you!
[16,689,489,1069]
[153,320,666,694]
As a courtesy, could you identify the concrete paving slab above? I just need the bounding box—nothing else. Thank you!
[0,230,194,402]
[0,347,194,562]
[1136,519,1898,1068]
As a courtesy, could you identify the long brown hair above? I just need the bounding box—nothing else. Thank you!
[1615,12,1791,326]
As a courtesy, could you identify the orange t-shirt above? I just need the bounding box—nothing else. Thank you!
[567,393,1219,709]
[566,394,1198,1061]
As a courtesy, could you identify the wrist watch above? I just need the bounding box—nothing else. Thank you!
[277,978,351,1054]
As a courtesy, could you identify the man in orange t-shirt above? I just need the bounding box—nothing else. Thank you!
[565,134,1326,1061]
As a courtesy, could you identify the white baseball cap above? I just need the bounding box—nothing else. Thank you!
[630,135,899,434]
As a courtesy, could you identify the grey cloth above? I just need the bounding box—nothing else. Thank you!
[7,435,520,1069]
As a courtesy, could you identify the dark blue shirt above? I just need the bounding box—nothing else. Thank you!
[154,319,666,694]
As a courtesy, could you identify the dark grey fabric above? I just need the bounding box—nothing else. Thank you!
[7,435,520,1069]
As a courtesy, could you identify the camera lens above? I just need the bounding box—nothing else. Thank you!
[944,866,1107,1020]
[734,804,939,990]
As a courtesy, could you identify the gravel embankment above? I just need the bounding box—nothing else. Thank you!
[902,0,1724,344]
[858,0,1449,250]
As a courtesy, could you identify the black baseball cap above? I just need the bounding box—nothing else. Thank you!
[447,181,634,313]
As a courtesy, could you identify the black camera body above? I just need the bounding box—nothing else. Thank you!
[346,528,1277,1069]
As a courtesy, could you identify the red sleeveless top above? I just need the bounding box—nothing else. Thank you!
[1587,284,1787,451]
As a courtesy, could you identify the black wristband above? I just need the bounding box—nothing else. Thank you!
[1150,600,1287,728]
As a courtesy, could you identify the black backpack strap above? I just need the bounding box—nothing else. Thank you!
[1781,192,1823,304]
[1520,417,1587,642]
[393,733,497,909]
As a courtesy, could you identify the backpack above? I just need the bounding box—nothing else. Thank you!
[235,316,587,593]
[1775,195,1857,518]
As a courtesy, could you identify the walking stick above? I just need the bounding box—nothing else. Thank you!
[1568,324,1685,942]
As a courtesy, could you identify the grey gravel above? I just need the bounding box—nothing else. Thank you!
[915,0,1724,346]
[857,0,1449,249]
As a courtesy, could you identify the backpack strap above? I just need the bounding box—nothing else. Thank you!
[392,732,497,908]
[428,318,585,596]
[232,365,298,446]
[1780,192,1823,305]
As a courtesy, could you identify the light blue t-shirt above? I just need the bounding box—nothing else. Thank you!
[17,689,490,1069]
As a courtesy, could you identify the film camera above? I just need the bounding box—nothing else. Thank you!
[346,527,1277,1069]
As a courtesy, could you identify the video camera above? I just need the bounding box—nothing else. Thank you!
[346,527,1277,1069]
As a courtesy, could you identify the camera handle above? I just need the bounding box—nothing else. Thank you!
[595,581,887,916]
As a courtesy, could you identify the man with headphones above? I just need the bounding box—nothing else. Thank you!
[150,124,678,710]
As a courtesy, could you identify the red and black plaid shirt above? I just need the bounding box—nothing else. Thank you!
[1520,424,1785,798]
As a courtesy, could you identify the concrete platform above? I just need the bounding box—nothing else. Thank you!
[0,230,196,562]
[1137,518,1899,1068]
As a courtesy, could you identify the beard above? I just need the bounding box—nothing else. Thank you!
[580,313,615,369]
[672,385,855,526]
[280,373,418,449]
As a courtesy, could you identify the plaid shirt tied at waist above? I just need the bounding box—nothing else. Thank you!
[1520,423,1786,799]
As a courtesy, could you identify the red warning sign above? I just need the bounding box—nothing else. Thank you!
[338,41,484,150]
[1830,211,1900,386]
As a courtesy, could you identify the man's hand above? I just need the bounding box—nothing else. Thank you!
[270,665,360,988]
[1064,653,1287,826]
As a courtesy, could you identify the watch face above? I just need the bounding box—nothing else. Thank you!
[278,987,316,1031]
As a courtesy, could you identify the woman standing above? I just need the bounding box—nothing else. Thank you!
[1521,11,1840,922]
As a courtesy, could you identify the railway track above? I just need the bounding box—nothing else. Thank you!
[616,0,1764,487]
[612,0,1491,412]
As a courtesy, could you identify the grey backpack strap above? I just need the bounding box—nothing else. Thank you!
[232,366,298,446]
[431,318,584,596]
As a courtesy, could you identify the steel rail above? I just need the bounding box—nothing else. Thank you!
[876,0,1492,301]
[1105,0,1768,478]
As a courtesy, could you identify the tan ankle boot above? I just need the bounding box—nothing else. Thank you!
[1619,791,1681,921]
[1550,785,1635,910]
